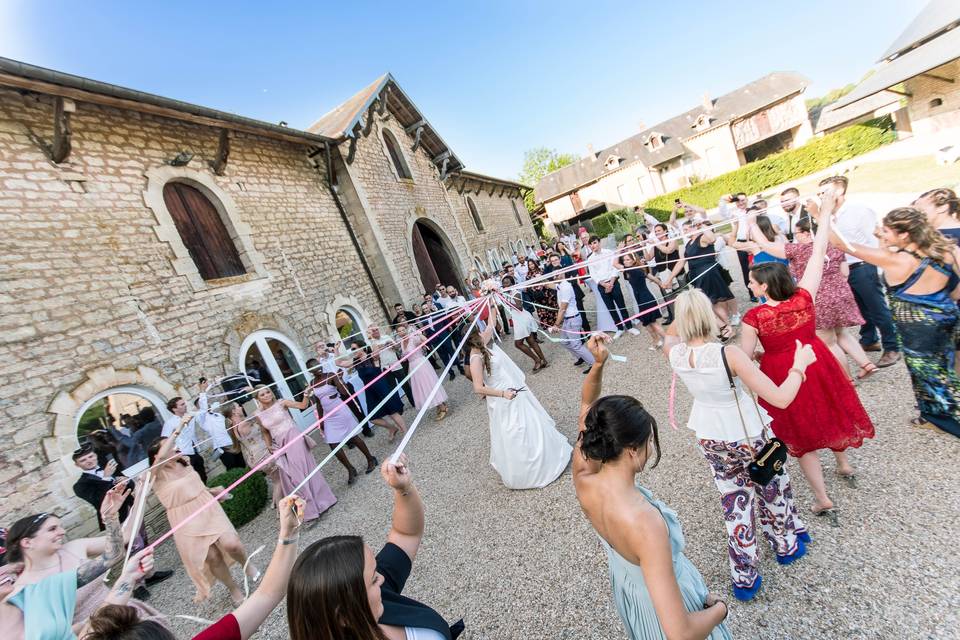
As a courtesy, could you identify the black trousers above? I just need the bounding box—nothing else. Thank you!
[572,281,592,332]
[598,280,633,329]
[736,250,751,289]
[219,450,246,470]
[188,453,207,484]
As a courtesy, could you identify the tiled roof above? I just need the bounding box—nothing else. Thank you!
[535,72,809,203]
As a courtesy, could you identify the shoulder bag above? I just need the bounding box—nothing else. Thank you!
[720,346,787,486]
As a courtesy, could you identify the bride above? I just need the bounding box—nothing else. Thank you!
[466,304,572,489]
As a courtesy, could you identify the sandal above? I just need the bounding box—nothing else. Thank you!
[909,416,937,430]
[436,407,448,421]
[836,470,857,489]
[857,361,878,380]
[811,505,840,527]
[532,362,544,374]
[388,427,400,443]
[717,325,735,344]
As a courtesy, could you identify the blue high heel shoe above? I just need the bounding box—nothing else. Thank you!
[776,538,807,565]
[797,531,812,544]
[733,575,762,601]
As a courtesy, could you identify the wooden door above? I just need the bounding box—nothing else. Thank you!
[162,182,246,280]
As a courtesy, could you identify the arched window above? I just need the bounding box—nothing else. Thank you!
[162,182,246,280]
[382,129,413,180]
[929,97,944,108]
[511,200,524,226]
[335,306,367,346]
[466,197,484,231]
[240,330,312,430]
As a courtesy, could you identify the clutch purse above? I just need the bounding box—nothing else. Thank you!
[720,347,788,486]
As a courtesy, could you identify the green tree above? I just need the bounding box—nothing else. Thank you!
[517,147,578,214]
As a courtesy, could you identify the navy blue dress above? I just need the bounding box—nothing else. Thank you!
[356,363,404,419]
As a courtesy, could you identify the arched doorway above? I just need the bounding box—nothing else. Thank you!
[239,330,313,430]
[411,219,462,293]
[74,385,171,474]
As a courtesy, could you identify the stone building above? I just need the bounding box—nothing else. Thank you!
[0,59,535,535]
[832,0,960,137]
[534,72,813,227]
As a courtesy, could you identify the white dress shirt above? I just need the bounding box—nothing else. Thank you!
[556,280,580,317]
[161,414,201,455]
[370,335,400,368]
[515,262,528,282]
[718,199,750,241]
[197,393,233,450]
[834,201,879,264]
[587,248,619,284]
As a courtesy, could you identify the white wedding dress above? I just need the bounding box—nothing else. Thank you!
[480,344,572,489]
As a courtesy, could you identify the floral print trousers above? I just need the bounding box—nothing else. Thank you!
[698,437,807,588]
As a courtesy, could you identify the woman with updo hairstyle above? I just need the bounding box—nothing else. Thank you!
[573,335,731,640]
[829,206,960,437]
[286,455,464,640]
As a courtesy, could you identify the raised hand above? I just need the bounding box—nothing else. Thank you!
[381,453,412,492]
[100,482,132,519]
[278,495,305,538]
[103,459,118,479]
[586,333,611,364]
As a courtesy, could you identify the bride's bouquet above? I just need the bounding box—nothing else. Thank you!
[480,279,501,295]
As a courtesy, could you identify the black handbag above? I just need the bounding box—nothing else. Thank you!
[720,346,788,486]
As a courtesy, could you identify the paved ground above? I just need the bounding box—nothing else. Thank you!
[147,285,960,639]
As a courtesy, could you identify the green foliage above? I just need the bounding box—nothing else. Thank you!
[643,116,896,220]
[77,399,108,436]
[206,467,268,528]
[532,217,547,239]
[518,147,578,213]
[591,208,638,238]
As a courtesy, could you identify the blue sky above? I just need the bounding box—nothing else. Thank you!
[0,0,926,180]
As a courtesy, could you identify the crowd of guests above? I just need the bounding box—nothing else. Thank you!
[2,177,959,639]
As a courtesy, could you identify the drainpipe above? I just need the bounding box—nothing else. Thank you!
[319,142,392,321]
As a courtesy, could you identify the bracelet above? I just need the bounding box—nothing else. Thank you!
[789,367,807,382]
[718,600,728,621]
[279,536,300,546]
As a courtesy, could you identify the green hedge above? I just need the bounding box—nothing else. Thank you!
[643,115,896,220]
[206,467,268,528]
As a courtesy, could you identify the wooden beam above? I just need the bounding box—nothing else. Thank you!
[920,72,955,84]
[885,87,913,97]
[487,183,496,196]
[404,119,427,134]
[345,134,359,165]
[456,178,466,195]
[0,72,325,147]
[432,150,451,165]
[410,125,424,153]
[361,99,378,138]
[438,157,450,181]
[211,128,230,175]
[51,96,73,163]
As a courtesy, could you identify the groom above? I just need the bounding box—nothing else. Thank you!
[548,269,595,373]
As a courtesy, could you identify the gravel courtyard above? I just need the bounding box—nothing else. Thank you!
[149,294,960,639]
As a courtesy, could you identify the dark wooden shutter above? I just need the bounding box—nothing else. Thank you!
[162,182,246,280]
[412,223,440,291]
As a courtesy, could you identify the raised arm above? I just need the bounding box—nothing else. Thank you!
[76,483,131,586]
[383,455,424,562]
[725,342,815,409]
[230,496,305,639]
[798,192,834,298]
[748,224,787,259]
[154,414,191,462]
[479,298,497,344]
[74,549,154,637]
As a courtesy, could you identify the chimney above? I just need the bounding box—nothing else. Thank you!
[701,92,713,112]
[587,143,595,159]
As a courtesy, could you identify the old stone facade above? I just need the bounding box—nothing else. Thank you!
[0,62,536,536]
[904,59,960,135]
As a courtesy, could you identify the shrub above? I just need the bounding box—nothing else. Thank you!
[206,467,268,528]
[643,115,896,219]
[592,211,625,238]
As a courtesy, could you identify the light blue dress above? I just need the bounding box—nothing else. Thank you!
[7,570,78,639]
[599,486,733,640]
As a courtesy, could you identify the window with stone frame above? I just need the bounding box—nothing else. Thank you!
[382,129,413,180]
[161,181,246,280]
[466,197,485,231]
[511,199,524,226]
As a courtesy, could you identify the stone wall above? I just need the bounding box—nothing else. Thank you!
[0,87,385,534]
[448,187,536,274]
[905,59,960,135]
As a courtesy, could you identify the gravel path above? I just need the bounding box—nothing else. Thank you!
[148,291,960,639]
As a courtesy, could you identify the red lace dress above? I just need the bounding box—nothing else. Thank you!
[742,288,874,457]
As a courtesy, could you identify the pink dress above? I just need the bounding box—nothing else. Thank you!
[784,243,864,330]
[313,383,358,443]
[152,463,240,600]
[403,333,448,409]
[257,402,337,520]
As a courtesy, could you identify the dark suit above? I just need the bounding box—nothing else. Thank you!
[73,472,133,531]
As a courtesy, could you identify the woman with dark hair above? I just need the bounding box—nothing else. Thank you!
[398,323,450,421]
[526,259,560,328]
[667,288,815,601]
[287,455,463,640]
[553,241,574,267]
[573,334,731,639]
[645,223,683,325]
[346,348,409,442]
[1,485,163,638]
[914,187,960,245]
[741,189,874,520]
[749,217,875,380]
[830,207,960,437]
[500,275,549,371]
[305,359,380,485]
[729,214,789,269]
[81,496,305,640]
[466,309,571,489]
[620,251,665,348]
[665,218,736,341]
[149,420,259,605]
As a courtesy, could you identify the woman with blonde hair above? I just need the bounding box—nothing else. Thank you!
[666,288,815,600]
[830,207,960,437]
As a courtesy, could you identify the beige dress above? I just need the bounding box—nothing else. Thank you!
[153,461,239,600]
[237,422,282,507]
